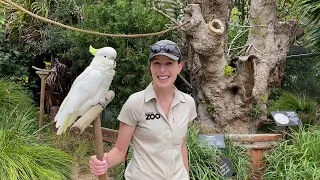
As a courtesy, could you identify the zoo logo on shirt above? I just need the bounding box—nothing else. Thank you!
[145,112,160,120]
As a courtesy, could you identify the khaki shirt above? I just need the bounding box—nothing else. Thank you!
[117,83,197,180]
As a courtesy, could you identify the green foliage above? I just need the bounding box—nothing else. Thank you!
[0,129,74,180]
[187,126,250,180]
[263,126,320,180]
[0,31,37,88]
[0,79,37,113]
[299,0,320,50]
[0,78,73,179]
[224,65,235,77]
[40,130,96,175]
[276,0,300,20]
[0,107,38,139]
[247,102,262,117]
[268,92,318,125]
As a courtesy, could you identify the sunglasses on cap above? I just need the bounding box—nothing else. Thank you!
[150,44,181,58]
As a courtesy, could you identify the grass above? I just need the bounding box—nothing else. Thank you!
[268,92,318,125]
[0,129,74,180]
[187,126,251,180]
[263,126,320,180]
[0,79,75,179]
[0,78,36,111]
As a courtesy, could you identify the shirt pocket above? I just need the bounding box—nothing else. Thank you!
[172,115,188,146]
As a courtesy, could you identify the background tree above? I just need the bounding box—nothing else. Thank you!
[182,0,303,133]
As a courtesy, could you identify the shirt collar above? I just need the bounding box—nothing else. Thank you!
[144,82,187,103]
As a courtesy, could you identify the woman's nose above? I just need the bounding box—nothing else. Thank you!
[160,64,166,72]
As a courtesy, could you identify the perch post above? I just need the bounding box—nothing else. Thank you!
[71,90,115,180]
[32,66,55,129]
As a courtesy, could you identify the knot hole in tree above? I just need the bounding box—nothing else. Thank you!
[208,19,224,34]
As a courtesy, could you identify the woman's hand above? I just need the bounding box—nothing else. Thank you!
[90,153,109,176]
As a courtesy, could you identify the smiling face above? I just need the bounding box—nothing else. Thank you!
[150,55,183,90]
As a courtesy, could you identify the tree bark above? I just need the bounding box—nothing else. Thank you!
[183,0,302,133]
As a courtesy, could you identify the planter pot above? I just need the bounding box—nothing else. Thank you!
[227,134,283,180]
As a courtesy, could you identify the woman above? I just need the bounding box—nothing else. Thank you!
[90,40,197,180]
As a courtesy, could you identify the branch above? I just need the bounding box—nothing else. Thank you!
[151,2,179,26]
[178,74,192,89]
[228,29,249,57]
[286,52,320,60]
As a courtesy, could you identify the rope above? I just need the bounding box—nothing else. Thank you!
[0,0,189,38]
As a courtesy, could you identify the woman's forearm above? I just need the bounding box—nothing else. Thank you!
[181,140,189,174]
[106,146,127,168]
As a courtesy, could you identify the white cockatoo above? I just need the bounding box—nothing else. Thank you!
[54,45,117,135]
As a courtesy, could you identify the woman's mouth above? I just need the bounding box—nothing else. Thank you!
[158,76,170,80]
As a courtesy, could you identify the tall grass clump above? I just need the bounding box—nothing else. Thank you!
[0,79,35,110]
[187,126,251,180]
[269,92,318,125]
[0,129,74,179]
[263,126,320,179]
[0,78,74,179]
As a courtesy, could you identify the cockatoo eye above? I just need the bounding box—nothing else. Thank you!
[104,56,107,58]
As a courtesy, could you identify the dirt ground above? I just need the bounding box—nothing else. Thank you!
[71,163,115,180]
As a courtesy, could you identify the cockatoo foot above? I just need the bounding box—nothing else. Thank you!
[98,98,108,108]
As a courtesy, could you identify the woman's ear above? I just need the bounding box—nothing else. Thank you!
[179,61,184,69]
[178,61,184,73]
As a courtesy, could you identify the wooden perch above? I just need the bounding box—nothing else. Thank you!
[70,90,115,135]
[32,65,56,72]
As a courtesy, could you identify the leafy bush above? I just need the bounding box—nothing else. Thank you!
[0,31,37,89]
[263,126,320,179]
[268,92,318,125]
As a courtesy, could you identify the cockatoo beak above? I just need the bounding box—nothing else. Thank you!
[89,45,98,55]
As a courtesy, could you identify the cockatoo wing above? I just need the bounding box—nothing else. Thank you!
[55,67,106,134]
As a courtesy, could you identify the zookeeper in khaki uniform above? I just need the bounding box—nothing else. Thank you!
[90,39,197,180]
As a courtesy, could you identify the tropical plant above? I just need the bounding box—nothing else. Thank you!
[263,126,320,179]
[299,0,320,50]
[268,92,319,125]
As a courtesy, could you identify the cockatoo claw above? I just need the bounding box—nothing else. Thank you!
[99,98,108,108]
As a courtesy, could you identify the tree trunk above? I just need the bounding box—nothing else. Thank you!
[183,0,302,133]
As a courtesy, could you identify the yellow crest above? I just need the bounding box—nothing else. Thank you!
[89,45,98,55]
